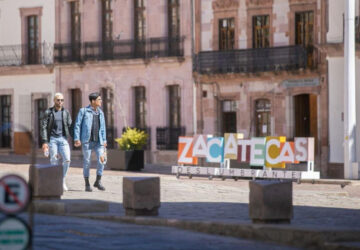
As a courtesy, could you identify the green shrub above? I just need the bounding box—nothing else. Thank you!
[115,127,148,150]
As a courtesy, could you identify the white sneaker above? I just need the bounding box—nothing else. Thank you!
[63,181,68,191]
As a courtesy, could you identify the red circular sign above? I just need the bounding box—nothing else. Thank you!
[0,174,31,214]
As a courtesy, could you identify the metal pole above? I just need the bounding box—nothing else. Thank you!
[344,0,357,179]
[191,0,197,135]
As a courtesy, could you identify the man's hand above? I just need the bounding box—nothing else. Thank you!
[42,143,48,153]
[103,142,107,148]
[74,140,81,147]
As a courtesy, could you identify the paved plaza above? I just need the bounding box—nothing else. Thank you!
[0,154,360,249]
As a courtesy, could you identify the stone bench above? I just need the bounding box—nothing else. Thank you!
[249,180,293,224]
[29,164,63,199]
[123,177,160,216]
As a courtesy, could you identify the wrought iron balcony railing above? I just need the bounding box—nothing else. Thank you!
[194,45,310,74]
[156,126,185,150]
[0,43,53,66]
[54,36,185,63]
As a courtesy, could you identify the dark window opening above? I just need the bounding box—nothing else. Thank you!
[168,85,180,128]
[0,95,11,148]
[102,0,113,59]
[27,15,39,64]
[70,1,81,60]
[222,100,237,133]
[134,0,146,56]
[36,99,47,148]
[168,0,180,54]
[101,88,115,148]
[255,99,271,137]
[219,18,235,50]
[295,11,314,67]
[253,15,270,48]
[134,86,146,129]
[70,89,82,150]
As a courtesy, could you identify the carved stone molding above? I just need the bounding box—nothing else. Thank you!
[212,0,239,11]
[246,0,273,8]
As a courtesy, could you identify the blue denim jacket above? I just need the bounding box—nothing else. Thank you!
[73,105,107,145]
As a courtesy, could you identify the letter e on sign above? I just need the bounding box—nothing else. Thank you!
[0,174,31,215]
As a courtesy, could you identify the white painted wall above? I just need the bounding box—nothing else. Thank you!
[328,57,360,163]
[0,0,55,45]
[0,74,55,131]
[327,0,360,43]
[328,58,345,163]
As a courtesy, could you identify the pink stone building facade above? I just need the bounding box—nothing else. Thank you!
[54,0,194,163]
[193,0,330,176]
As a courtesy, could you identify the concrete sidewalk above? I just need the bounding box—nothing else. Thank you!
[1,156,360,249]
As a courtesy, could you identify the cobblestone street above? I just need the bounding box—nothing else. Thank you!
[1,155,360,249]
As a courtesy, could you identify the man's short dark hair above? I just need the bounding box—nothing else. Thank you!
[89,92,101,102]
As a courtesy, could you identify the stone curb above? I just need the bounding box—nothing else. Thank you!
[31,199,109,214]
[69,214,360,249]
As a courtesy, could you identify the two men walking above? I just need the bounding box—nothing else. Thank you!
[41,92,107,192]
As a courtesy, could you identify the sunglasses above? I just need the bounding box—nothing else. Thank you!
[56,99,64,102]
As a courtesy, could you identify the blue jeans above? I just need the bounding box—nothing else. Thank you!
[82,141,105,177]
[49,136,71,179]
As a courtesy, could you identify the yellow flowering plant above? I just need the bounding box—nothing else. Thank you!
[115,127,149,150]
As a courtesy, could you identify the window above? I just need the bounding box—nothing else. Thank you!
[222,100,237,133]
[295,11,314,67]
[168,0,180,38]
[219,18,235,50]
[36,99,47,148]
[255,99,271,137]
[134,0,146,57]
[168,0,180,55]
[168,85,181,128]
[134,0,146,41]
[101,88,115,148]
[252,15,270,48]
[70,1,81,60]
[102,0,113,59]
[27,15,39,64]
[70,89,81,149]
[0,95,11,148]
[134,86,146,129]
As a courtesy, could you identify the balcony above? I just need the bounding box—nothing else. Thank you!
[54,36,185,63]
[194,45,311,75]
[156,126,185,150]
[0,43,53,66]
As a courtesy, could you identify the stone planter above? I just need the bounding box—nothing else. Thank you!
[108,149,144,171]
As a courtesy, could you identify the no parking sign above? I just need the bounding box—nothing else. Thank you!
[0,174,31,215]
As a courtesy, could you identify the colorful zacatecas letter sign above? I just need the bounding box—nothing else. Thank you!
[177,134,314,168]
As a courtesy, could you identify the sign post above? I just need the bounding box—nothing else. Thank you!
[0,174,32,250]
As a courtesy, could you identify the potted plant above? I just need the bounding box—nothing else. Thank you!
[108,127,148,171]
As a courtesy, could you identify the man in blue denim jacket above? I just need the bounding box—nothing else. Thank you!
[73,92,107,192]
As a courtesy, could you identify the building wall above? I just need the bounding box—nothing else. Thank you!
[326,0,360,172]
[55,0,194,164]
[195,0,328,175]
[0,0,55,154]
[327,0,360,43]
[0,0,55,45]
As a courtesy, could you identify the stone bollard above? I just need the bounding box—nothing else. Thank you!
[123,177,160,216]
[29,164,63,199]
[249,180,293,224]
